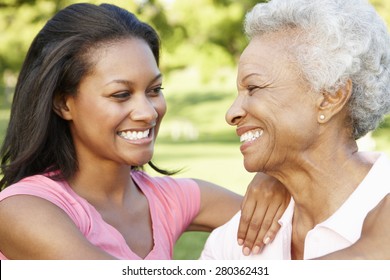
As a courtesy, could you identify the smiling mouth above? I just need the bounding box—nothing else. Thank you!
[240,129,263,143]
[117,129,150,140]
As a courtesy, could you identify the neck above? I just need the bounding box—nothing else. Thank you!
[267,138,372,225]
[68,162,136,206]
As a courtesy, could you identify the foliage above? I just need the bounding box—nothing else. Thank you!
[1,0,389,92]
[0,0,268,94]
[371,0,390,24]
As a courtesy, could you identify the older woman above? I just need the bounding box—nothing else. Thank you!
[200,0,390,259]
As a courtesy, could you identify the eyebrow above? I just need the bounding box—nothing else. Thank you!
[240,73,264,83]
[105,73,163,86]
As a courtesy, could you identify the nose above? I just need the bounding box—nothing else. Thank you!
[225,95,246,126]
[130,95,159,123]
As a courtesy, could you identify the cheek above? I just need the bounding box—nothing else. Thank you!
[155,97,167,119]
[71,100,120,135]
[153,97,167,133]
[245,96,273,122]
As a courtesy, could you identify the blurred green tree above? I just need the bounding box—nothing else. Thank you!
[137,0,267,82]
[0,0,267,100]
[0,0,389,100]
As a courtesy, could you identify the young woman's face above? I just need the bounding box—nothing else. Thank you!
[62,38,166,168]
[226,33,319,173]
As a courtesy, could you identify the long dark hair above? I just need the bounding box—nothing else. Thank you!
[0,3,171,190]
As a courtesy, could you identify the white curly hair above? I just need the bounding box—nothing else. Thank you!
[245,0,390,139]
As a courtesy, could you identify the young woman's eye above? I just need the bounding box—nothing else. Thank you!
[112,91,130,99]
[148,86,164,96]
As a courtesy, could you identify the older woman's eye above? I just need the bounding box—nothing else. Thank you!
[247,85,260,95]
[247,85,267,96]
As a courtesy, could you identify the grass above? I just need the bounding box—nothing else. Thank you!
[173,232,211,260]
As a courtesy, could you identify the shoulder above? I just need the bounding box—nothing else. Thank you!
[132,170,198,186]
[0,174,68,199]
[0,174,77,210]
[131,171,200,198]
[357,152,390,197]
[132,171,201,236]
[0,174,91,232]
[0,194,113,259]
[0,193,74,259]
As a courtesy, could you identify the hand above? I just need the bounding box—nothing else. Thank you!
[238,172,290,256]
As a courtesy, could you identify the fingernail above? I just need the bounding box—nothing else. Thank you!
[252,246,261,255]
[243,247,251,256]
[263,236,271,245]
[238,239,244,246]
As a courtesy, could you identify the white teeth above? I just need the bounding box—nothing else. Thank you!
[118,129,150,140]
[240,129,263,143]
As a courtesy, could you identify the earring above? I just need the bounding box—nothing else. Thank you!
[319,114,325,120]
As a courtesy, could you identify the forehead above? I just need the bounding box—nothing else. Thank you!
[241,32,289,64]
[93,38,155,64]
[237,31,302,82]
[86,38,160,77]
[75,38,161,93]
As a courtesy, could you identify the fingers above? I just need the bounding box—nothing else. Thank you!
[237,173,266,246]
[237,197,256,246]
[240,203,283,256]
[237,172,290,256]
[240,203,267,255]
[256,204,284,250]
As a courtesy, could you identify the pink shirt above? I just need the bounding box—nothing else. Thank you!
[0,171,201,260]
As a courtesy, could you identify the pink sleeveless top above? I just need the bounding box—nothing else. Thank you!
[0,171,201,259]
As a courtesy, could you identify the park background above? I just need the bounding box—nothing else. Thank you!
[0,0,389,259]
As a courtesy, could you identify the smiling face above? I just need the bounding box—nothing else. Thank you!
[58,38,166,168]
[226,33,321,172]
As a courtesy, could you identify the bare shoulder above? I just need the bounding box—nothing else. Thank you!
[317,194,390,260]
[0,195,114,259]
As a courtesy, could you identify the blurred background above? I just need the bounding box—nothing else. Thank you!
[1,0,389,259]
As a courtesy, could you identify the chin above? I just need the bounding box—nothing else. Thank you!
[136,158,153,166]
[127,155,154,167]
[243,159,266,173]
[243,163,259,173]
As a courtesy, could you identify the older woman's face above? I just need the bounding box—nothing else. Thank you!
[226,33,320,172]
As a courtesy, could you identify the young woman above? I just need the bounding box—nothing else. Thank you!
[0,3,289,260]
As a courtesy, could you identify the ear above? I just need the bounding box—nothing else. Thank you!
[316,79,352,123]
[53,94,73,120]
